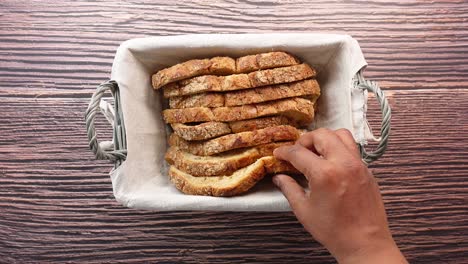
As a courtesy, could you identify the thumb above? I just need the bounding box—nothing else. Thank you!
[273,174,309,214]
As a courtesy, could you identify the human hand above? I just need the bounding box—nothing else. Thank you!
[273,128,407,264]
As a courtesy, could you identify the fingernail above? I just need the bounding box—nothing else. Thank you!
[273,146,288,157]
[273,148,279,156]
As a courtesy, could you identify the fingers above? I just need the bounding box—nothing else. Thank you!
[296,128,349,159]
[272,174,309,213]
[274,144,325,180]
[335,128,360,158]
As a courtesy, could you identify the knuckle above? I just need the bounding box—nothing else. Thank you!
[315,164,338,186]
[336,128,352,137]
[345,160,371,186]
[322,164,337,178]
[316,127,332,135]
[347,159,365,175]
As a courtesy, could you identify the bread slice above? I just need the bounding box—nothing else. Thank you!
[154,52,301,90]
[168,156,299,196]
[249,141,295,157]
[236,51,299,72]
[171,116,299,141]
[152,57,236,89]
[171,122,231,141]
[169,93,225,109]
[165,141,294,176]
[162,64,315,98]
[224,79,320,106]
[162,97,314,125]
[262,156,299,174]
[163,74,251,98]
[169,158,266,197]
[166,147,260,177]
[168,125,300,156]
[248,64,316,87]
[167,79,320,108]
[229,116,297,133]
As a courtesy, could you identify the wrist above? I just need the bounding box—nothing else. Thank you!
[336,239,407,264]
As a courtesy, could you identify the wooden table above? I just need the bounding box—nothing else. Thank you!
[1,1,467,263]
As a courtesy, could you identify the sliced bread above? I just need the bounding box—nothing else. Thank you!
[162,97,314,125]
[236,51,299,72]
[152,57,236,89]
[167,79,320,108]
[168,156,299,197]
[229,116,298,133]
[171,122,231,141]
[168,125,301,156]
[162,64,315,98]
[171,116,299,141]
[165,141,294,176]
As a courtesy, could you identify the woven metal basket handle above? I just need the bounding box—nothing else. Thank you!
[85,80,127,167]
[354,71,391,164]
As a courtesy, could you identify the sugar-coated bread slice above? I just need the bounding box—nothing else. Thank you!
[162,97,314,125]
[165,141,294,176]
[152,57,236,89]
[168,125,301,156]
[168,156,299,197]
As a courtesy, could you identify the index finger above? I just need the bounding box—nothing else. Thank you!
[296,128,350,160]
[274,143,326,181]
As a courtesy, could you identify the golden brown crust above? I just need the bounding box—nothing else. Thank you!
[162,97,314,125]
[165,147,261,177]
[236,51,300,72]
[166,79,320,108]
[168,156,301,197]
[165,141,294,177]
[168,125,301,156]
[168,159,267,197]
[169,93,225,108]
[162,64,316,98]
[262,156,299,174]
[163,74,251,98]
[248,64,316,87]
[229,116,297,133]
[152,57,236,89]
[254,141,294,156]
[171,115,302,141]
[224,79,320,106]
[171,122,231,141]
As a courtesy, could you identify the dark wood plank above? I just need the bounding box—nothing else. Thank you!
[0,0,467,97]
[1,90,467,263]
[1,0,467,263]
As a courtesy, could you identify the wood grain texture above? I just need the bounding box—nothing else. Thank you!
[1,0,467,263]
